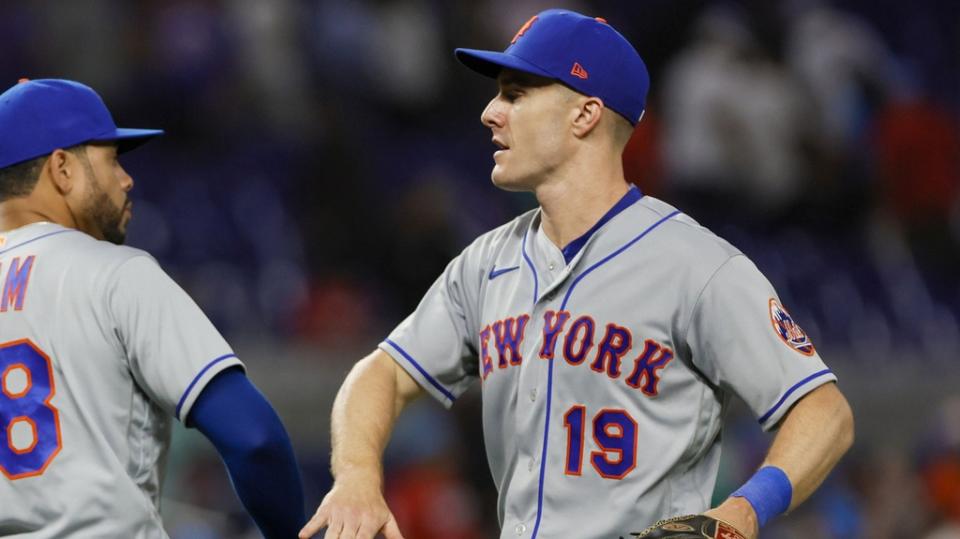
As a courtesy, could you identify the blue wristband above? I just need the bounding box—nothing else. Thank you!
[731,466,792,527]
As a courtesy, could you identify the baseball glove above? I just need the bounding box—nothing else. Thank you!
[628,514,747,539]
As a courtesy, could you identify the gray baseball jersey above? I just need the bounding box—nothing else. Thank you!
[0,222,242,538]
[381,187,835,539]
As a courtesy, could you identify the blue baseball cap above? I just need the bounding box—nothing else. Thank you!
[455,9,650,125]
[0,78,164,169]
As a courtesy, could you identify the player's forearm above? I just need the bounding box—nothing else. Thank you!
[329,349,422,484]
[762,382,854,508]
[708,383,853,536]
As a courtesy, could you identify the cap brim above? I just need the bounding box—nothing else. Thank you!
[92,127,165,154]
[455,48,554,79]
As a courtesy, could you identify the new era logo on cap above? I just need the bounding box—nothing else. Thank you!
[570,62,589,80]
[454,9,650,125]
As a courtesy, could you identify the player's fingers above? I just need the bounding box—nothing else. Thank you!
[341,513,369,539]
[381,516,406,539]
[325,518,345,539]
[298,508,329,538]
[355,513,389,539]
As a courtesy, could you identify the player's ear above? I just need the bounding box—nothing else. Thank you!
[571,96,604,139]
[47,148,76,195]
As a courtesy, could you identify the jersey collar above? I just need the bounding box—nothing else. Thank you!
[560,185,642,264]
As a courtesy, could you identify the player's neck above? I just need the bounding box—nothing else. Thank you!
[0,200,65,233]
[535,164,630,249]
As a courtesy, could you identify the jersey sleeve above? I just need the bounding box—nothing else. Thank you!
[380,250,480,408]
[106,255,244,422]
[684,255,836,430]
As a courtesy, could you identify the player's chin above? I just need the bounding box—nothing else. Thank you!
[490,168,531,192]
[104,222,128,245]
[104,230,127,245]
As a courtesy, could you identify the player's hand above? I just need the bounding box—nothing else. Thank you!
[703,497,758,539]
[298,474,405,539]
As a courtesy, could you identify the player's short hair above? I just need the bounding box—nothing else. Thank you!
[0,145,87,202]
[0,155,46,201]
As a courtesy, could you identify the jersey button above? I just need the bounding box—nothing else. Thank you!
[529,388,537,401]
[515,523,527,535]
[548,262,555,271]
[528,458,536,472]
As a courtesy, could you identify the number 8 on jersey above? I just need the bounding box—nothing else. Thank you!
[0,339,62,480]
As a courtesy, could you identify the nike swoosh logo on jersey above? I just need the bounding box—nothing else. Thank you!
[488,265,520,280]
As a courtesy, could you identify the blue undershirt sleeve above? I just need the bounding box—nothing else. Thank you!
[187,367,306,538]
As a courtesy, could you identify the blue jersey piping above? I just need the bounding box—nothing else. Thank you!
[176,353,240,420]
[531,207,679,538]
[758,369,834,425]
[0,229,77,256]
[385,339,457,403]
[561,186,642,264]
[521,227,539,307]
[561,210,680,310]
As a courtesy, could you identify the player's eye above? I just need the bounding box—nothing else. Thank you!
[503,90,521,102]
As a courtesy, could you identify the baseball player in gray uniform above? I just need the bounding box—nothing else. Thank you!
[301,9,854,539]
[0,79,305,538]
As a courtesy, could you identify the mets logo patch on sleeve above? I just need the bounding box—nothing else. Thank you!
[769,298,815,356]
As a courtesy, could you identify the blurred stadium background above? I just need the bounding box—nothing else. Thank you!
[3,0,959,537]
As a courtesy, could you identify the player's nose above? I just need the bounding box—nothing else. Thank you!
[119,166,134,192]
[481,97,505,129]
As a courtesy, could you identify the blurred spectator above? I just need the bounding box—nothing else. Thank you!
[225,0,319,136]
[622,109,664,197]
[784,0,896,224]
[313,0,446,114]
[384,400,487,538]
[919,397,960,534]
[294,275,382,346]
[381,171,472,314]
[22,1,130,92]
[785,0,893,152]
[870,82,960,293]
[660,5,817,223]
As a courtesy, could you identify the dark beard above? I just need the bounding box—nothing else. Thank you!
[75,147,127,245]
[86,181,127,245]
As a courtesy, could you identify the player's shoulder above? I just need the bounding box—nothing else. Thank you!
[4,223,158,275]
[461,207,538,259]
[630,195,743,263]
[57,229,154,271]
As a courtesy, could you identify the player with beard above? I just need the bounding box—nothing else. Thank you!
[0,79,306,538]
[66,144,132,245]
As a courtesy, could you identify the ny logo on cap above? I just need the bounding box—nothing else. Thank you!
[511,15,538,44]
